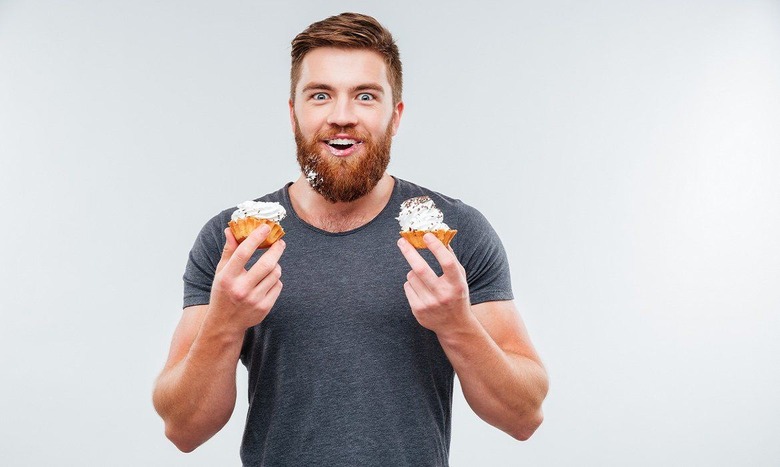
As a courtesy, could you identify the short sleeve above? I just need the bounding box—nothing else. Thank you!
[451,204,513,305]
[182,214,227,308]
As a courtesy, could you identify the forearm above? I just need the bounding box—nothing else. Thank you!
[153,315,244,452]
[437,312,548,440]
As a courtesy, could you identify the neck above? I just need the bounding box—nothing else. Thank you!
[288,173,395,232]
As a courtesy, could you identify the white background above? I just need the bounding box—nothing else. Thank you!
[1,1,779,465]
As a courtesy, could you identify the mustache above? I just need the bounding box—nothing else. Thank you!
[313,127,369,141]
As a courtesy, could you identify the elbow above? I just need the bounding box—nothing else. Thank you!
[159,409,230,453]
[153,389,227,453]
[510,368,549,441]
[509,410,544,441]
[153,396,204,452]
[165,423,205,453]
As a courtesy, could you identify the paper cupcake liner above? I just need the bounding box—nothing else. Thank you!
[399,229,457,249]
[228,217,285,249]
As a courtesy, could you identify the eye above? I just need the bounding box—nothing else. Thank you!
[357,93,374,101]
[312,92,329,100]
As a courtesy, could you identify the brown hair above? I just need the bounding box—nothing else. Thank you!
[290,12,402,104]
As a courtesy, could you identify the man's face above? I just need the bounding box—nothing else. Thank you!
[290,47,403,203]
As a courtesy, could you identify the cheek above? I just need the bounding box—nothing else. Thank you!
[361,110,394,132]
[294,111,322,136]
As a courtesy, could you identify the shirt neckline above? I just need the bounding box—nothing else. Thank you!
[281,176,401,237]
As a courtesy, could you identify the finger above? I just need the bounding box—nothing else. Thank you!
[247,264,282,303]
[216,228,239,274]
[397,237,439,286]
[446,244,466,270]
[403,281,424,310]
[446,244,467,276]
[406,270,434,303]
[224,224,271,276]
[424,233,463,279]
[245,238,286,285]
[258,280,284,312]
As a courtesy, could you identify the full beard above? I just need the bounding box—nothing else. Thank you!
[295,120,393,203]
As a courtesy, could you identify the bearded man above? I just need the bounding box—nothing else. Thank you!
[153,12,548,466]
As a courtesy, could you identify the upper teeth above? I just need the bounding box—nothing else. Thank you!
[328,138,357,145]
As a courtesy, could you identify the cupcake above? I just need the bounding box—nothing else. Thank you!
[228,200,286,249]
[397,196,457,249]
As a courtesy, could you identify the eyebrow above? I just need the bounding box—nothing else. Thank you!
[301,82,385,95]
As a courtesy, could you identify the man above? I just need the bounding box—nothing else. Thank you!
[153,12,548,466]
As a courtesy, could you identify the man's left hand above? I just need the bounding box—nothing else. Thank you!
[397,233,471,334]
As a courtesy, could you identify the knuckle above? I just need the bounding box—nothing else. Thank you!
[213,274,231,290]
[256,299,268,313]
[256,257,275,273]
[430,292,445,305]
[230,285,248,302]
[417,296,434,309]
[232,250,248,264]
[213,273,226,286]
[448,281,463,294]
[439,296,455,308]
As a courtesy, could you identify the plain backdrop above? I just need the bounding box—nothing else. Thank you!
[1,1,779,465]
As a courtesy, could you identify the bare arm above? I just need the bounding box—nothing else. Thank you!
[152,305,243,452]
[397,234,548,440]
[152,225,285,452]
[437,300,547,440]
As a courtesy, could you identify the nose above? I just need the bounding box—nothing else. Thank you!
[326,99,358,127]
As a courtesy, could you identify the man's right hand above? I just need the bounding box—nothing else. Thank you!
[153,223,285,452]
[208,224,285,335]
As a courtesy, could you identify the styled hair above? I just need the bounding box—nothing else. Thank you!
[290,12,402,104]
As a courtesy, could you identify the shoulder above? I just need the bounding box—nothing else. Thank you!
[393,177,478,215]
[393,177,504,255]
[393,177,487,228]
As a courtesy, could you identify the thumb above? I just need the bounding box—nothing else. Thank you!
[216,227,238,274]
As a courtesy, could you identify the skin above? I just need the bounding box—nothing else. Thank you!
[152,225,285,451]
[152,47,547,453]
[397,234,548,440]
[288,47,403,230]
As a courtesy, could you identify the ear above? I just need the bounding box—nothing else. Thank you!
[390,101,404,136]
[289,99,296,133]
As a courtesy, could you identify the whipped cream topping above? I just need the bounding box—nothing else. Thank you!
[397,196,450,231]
[231,200,286,222]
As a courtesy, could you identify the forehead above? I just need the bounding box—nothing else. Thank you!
[296,47,391,92]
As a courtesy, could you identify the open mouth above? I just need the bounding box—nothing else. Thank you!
[327,138,361,150]
[324,137,363,156]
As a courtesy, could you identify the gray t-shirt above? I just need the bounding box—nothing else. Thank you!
[183,177,513,467]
